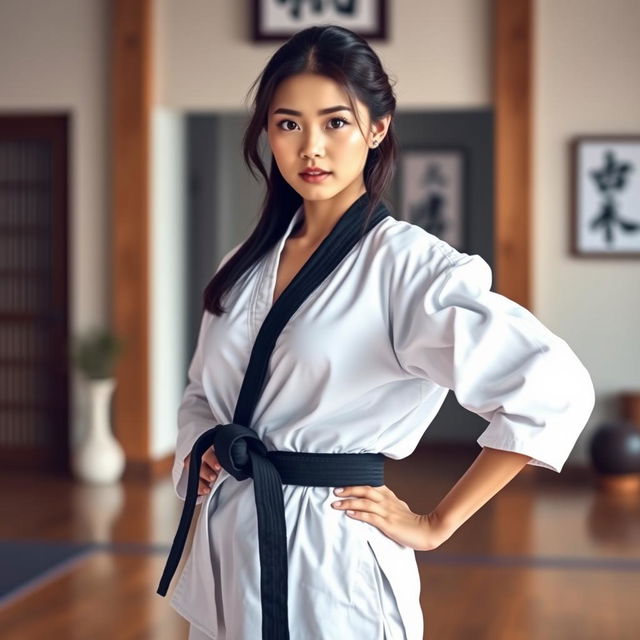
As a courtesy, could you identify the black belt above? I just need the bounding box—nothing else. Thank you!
[157,192,391,640]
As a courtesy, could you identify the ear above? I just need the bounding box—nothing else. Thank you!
[369,114,392,146]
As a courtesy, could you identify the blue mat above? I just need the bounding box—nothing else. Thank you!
[0,540,96,607]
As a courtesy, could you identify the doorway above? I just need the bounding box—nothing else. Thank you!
[0,114,70,473]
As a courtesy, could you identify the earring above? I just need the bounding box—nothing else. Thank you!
[371,139,379,148]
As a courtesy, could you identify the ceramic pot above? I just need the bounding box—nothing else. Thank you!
[589,421,640,475]
[589,421,640,493]
[72,377,125,484]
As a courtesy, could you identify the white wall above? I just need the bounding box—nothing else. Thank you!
[0,0,109,448]
[150,108,187,458]
[155,0,492,109]
[533,0,640,463]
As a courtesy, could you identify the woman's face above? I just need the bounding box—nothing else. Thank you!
[266,72,386,202]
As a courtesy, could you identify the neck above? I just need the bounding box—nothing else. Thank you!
[292,183,367,247]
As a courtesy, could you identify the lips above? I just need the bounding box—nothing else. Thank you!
[300,169,330,175]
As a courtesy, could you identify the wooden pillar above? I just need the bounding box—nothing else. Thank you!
[493,0,536,496]
[493,0,533,308]
[110,0,153,476]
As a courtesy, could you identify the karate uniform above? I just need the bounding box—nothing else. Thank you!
[168,203,595,640]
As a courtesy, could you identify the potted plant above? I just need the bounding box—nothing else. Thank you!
[70,328,126,484]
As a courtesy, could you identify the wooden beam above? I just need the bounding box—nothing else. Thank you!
[493,0,533,308]
[111,0,153,465]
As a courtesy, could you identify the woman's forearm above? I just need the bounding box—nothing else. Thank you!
[431,446,533,540]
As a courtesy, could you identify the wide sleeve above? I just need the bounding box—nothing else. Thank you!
[389,238,595,473]
[171,243,242,503]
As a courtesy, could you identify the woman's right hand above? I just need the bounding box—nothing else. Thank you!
[183,447,222,496]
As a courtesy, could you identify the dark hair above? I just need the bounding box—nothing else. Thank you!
[203,24,398,315]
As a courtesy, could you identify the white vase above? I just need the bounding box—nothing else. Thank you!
[72,377,125,484]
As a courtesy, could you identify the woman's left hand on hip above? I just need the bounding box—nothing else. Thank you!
[330,484,448,551]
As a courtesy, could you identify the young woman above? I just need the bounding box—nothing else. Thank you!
[160,25,595,640]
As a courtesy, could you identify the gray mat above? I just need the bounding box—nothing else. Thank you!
[0,539,95,607]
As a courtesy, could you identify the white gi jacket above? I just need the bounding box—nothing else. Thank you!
[167,203,595,640]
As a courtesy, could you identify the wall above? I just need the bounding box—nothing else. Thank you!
[185,113,267,343]
[533,0,640,463]
[150,108,187,458]
[155,0,492,109]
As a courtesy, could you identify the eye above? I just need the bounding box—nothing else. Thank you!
[328,117,349,129]
[275,117,350,131]
[276,119,298,132]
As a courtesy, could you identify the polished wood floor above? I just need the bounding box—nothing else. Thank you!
[1,443,639,639]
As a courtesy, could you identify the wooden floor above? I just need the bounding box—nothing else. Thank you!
[1,443,639,639]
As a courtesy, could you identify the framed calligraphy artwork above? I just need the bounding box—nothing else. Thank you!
[251,0,388,42]
[398,147,468,251]
[571,136,640,257]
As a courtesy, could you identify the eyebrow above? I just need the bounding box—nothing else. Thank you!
[271,105,353,117]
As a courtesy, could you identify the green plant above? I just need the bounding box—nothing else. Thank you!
[71,328,125,379]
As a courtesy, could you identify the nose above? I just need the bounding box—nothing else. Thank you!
[300,127,326,159]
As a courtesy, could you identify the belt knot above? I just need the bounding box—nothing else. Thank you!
[212,422,268,481]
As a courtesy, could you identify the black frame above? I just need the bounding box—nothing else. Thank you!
[570,135,640,258]
[397,145,469,252]
[251,0,388,42]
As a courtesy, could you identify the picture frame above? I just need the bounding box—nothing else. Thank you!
[397,146,468,251]
[571,135,640,257]
[251,0,388,42]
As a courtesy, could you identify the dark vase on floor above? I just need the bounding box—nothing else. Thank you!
[589,421,640,493]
